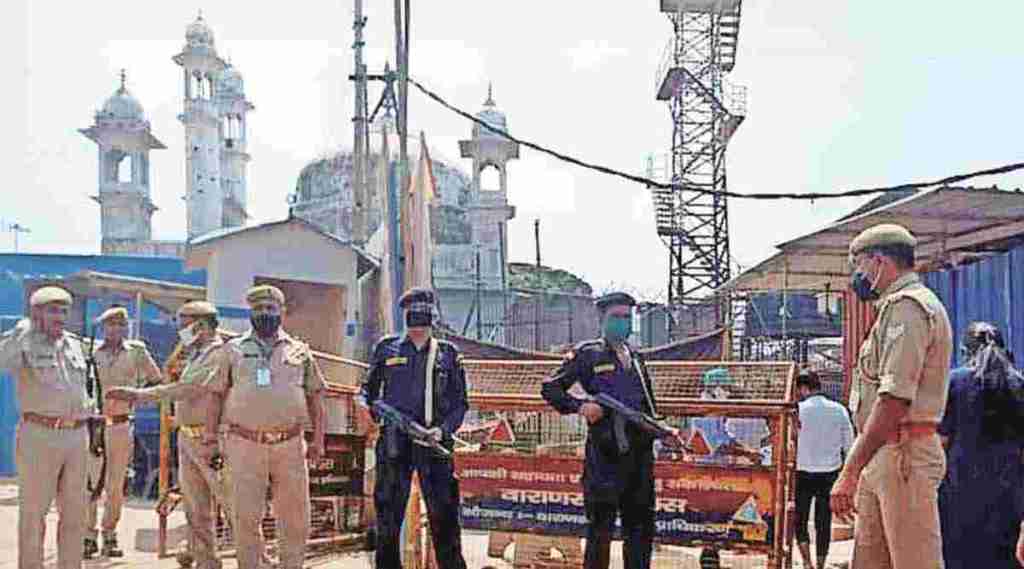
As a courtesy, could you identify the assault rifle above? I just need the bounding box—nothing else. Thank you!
[85,328,106,501]
[594,392,688,454]
[372,401,452,458]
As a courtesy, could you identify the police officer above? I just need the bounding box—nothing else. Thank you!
[830,224,953,569]
[541,292,660,569]
[361,287,469,569]
[206,285,326,569]
[0,286,92,569]
[84,305,162,558]
[107,301,231,569]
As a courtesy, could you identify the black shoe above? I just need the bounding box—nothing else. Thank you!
[176,552,194,569]
[84,537,99,559]
[102,535,124,558]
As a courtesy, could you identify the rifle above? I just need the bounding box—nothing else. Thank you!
[594,392,688,454]
[371,401,452,459]
[85,328,106,501]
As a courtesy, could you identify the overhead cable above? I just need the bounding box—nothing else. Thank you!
[409,77,1024,201]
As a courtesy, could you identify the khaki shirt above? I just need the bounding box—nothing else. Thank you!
[208,329,324,432]
[137,338,224,428]
[0,320,91,420]
[92,339,161,417]
[850,273,953,431]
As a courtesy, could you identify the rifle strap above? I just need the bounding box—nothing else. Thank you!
[626,345,657,415]
[424,337,438,426]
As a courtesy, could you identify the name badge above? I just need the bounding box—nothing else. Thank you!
[593,363,615,374]
[256,367,272,387]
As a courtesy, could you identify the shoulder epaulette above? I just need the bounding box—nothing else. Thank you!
[574,339,605,351]
[125,339,147,349]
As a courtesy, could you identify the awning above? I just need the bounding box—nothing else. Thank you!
[721,186,1024,292]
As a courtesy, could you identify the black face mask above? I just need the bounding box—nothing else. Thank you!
[849,272,880,302]
[251,314,281,337]
[405,311,433,328]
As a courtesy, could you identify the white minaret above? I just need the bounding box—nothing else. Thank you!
[80,70,166,255]
[459,84,519,284]
[173,12,226,241]
[216,62,253,229]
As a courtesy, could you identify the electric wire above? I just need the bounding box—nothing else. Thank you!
[409,77,1024,201]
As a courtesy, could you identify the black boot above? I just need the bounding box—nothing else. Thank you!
[102,533,124,558]
[84,537,99,559]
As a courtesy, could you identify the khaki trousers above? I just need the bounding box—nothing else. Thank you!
[86,423,134,538]
[179,434,233,569]
[16,421,89,569]
[852,435,946,569]
[225,434,309,569]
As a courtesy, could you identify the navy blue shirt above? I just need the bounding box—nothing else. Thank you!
[542,338,656,416]
[361,335,469,435]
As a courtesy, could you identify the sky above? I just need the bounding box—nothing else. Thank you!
[7,1,1024,300]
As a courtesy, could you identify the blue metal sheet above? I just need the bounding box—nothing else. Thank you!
[924,246,1024,368]
[0,254,205,317]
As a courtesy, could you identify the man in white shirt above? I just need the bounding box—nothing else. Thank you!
[795,369,853,569]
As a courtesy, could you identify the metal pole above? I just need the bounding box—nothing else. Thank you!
[534,219,541,268]
[351,0,368,244]
[475,247,482,340]
[498,222,508,344]
[133,292,143,340]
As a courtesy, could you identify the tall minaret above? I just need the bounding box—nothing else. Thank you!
[173,12,227,241]
[80,70,166,255]
[216,62,253,229]
[459,84,519,285]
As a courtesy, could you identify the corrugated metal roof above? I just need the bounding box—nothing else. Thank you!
[722,186,1024,292]
[0,254,205,316]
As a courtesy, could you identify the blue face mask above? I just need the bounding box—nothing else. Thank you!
[603,316,633,344]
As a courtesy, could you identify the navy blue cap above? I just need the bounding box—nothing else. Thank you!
[398,287,436,309]
[594,292,637,310]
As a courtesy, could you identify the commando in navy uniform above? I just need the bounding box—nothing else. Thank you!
[542,292,660,569]
[361,287,469,569]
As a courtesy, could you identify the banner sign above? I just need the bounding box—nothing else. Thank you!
[457,454,775,546]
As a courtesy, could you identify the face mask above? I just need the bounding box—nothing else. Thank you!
[178,323,198,346]
[850,258,882,302]
[251,314,282,337]
[603,315,632,344]
[405,311,433,328]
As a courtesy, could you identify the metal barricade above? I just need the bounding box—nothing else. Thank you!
[442,360,798,569]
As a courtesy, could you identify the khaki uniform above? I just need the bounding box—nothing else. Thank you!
[135,338,231,569]
[86,338,160,541]
[849,273,953,569]
[0,322,91,569]
[208,329,324,569]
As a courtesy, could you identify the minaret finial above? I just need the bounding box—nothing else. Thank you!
[485,82,495,106]
[119,69,127,93]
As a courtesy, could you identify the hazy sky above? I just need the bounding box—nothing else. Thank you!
[8,1,1024,299]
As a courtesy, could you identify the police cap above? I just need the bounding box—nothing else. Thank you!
[398,287,435,310]
[177,301,218,318]
[30,286,73,307]
[97,305,129,324]
[849,223,917,260]
[594,292,637,311]
[245,285,285,306]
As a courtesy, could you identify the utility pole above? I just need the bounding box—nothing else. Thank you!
[350,0,369,245]
[534,219,541,268]
[393,0,411,212]
[475,246,483,340]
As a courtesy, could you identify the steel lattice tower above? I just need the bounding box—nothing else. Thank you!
[654,0,746,326]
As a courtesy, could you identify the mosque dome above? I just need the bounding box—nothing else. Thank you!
[474,84,508,139]
[186,14,215,47]
[100,73,144,120]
